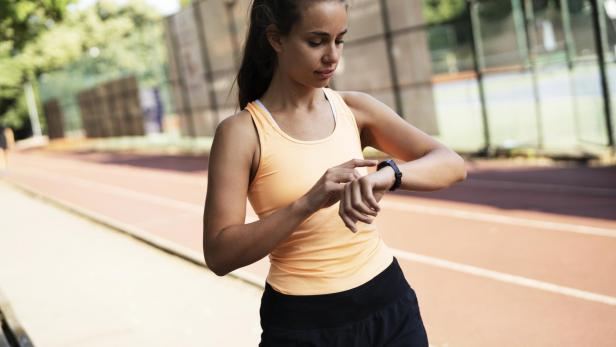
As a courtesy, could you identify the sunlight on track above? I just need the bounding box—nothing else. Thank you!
[390,249,616,306]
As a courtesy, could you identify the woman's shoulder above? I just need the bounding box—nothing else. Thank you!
[334,90,377,127]
[213,109,259,156]
[215,109,255,139]
[336,90,378,109]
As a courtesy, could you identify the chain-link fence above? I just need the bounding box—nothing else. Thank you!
[39,0,616,156]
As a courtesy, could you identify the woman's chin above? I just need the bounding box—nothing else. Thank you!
[311,77,332,88]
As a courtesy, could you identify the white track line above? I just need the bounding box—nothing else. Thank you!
[14,165,616,239]
[391,248,616,306]
[381,200,616,238]
[17,153,616,237]
[9,167,259,220]
[9,166,616,305]
[12,167,203,213]
[12,163,616,239]
[14,154,206,185]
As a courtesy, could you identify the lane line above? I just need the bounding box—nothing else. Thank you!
[391,248,616,306]
[21,153,616,197]
[10,164,616,305]
[12,166,203,213]
[14,164,616,239]
[17,154,616,238]
[381,200,616,238]
[13,155,206,185]
[8,167,258,220]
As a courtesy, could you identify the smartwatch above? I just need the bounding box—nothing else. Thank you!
[377,159,402,191]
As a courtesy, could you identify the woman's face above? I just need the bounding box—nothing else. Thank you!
[275,1,348,88]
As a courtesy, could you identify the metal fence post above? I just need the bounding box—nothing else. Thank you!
[193,0,221,131]
[378,0,404,117]
[590,0,614,148]
[225,0,242,69]
[168,16,197,138]
[467,0,491,155]
[520,0,545,149]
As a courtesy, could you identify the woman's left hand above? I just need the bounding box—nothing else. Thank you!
[338,167,395,233]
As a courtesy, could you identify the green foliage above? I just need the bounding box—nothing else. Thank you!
[0,0,75,132]
[0,91,27,129]
[0,0,74,51]
[0,42,22,91]
[0,0,166,135]
[422,0,466,24]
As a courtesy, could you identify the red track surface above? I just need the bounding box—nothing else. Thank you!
[4,149,616,347]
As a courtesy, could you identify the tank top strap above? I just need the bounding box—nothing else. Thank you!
[244,100,277,148]
[245,88,361,146]
[323,88,362,140]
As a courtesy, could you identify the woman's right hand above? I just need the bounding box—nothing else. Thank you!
[302,159,378,213]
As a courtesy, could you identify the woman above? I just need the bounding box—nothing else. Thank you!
[203,0,467,345]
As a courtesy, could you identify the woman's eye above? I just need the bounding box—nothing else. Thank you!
[308,40,344,47]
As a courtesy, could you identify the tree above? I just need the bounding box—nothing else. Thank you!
[422,0,467,24]
[0,0,165,137]
[0,0,74,51]
[38,1,169,134]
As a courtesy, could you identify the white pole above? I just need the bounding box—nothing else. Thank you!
[24,81,42,137]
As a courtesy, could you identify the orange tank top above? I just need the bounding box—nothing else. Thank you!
[245,87,393,295]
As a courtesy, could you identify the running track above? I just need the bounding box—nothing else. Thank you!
[4,149,616,347]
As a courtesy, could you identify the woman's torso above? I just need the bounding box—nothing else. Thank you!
[244,87,392,295]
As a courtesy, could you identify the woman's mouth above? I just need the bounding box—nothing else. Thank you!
[315,69,335,79]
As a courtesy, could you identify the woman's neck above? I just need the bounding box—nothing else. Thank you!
[259,69,325,113]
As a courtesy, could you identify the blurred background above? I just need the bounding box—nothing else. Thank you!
[1,0,615,158]
[1,1,616,346]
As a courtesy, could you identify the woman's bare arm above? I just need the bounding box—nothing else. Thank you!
[203,112,314,276]
[335,91,467,231]
[342,91,467,191]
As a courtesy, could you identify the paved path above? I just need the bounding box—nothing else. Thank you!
[0,181,262,347]
[4,149,616,346]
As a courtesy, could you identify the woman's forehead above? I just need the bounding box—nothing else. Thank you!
[295,1,348,35]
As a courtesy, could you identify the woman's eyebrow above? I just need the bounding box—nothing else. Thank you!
[308,29,348,37]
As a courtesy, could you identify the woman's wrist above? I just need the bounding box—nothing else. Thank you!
[375,165,396,190]
[294,195,318,217]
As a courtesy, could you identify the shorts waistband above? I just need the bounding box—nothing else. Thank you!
[260,257,410,330]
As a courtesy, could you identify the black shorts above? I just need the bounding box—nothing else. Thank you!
[259,258,429,346]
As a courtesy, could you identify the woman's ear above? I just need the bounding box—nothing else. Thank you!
[265,24,284,53]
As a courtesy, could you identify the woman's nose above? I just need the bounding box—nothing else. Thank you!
[323,43,341,64]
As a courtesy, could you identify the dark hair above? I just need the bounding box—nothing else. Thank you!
[235,0,347,109]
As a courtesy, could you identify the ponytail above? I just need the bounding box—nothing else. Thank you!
[236,1,279,109]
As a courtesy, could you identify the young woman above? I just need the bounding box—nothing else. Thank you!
[203,0,467,345]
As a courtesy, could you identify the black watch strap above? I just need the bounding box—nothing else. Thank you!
[377,159,402,191]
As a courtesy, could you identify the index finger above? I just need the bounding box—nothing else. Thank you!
[340,159,378,169]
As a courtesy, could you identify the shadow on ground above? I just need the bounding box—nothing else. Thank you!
[403,163,616,221]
